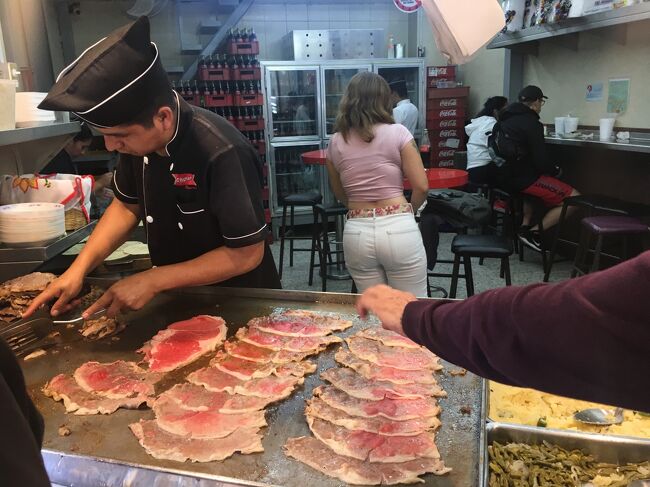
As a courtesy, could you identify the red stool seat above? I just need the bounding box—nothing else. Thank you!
[581,216,649,235]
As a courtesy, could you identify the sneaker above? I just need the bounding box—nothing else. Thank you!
[518,228,543,252]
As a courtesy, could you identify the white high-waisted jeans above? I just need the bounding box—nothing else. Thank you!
[343,213,428,297]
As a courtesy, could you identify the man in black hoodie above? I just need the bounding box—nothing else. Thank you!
[498,85,579,251]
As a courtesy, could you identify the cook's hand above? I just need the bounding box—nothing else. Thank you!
[22,271,84,318]
[83,271,159,319]
[356,285,417,336]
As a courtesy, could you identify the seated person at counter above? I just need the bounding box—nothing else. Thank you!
[497,85,580,251]
[465,96,508,186]
[389,80,418,136]
[326,72,429,297]
[24,16,280,320]
[356,249,650,413]
[40,123,113,195]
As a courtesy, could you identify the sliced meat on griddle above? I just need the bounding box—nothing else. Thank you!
[0,272,57,320]
[80,315,126,340]
[152,394,267,438]
[356,327,421,349]
[187,366,304,398]
[249,312,352,337]
[73,360,161,399]
[130,420,264,462]
[138,315,226,372]
[335,349,437,385]
[345,336,441,371]
[159,383,283,413]
[313,386,440,421]
[321,367,446,400]
[210,350,316,381]
[306,396,441,436]
[284,436,451,485]
[236,326,342,352]
[43,374,151,415]
[307,416,440,463]
[224,340,310,364]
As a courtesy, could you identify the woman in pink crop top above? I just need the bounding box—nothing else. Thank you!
[326,72,429,297]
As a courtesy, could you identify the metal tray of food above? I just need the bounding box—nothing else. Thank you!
[22,285,486,487]
[483,422,650,487]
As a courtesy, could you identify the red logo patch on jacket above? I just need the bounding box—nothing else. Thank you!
[172,173,197,188]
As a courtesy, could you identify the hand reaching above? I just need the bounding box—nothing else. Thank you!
[355,285,417,336]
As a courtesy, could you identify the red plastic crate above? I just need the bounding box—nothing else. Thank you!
[228,41,260,55]
[427,65,457,80]
[180,93,200,106]
[264,208,271,223]
[236,118,265,131]
[429,128,464,139]
[426,107,466,121]
[428,97,467,109]
[199,66,231,81]
[232,67,261,81]
[427,118,465,130]
[430,157,455,168]
[431,137,465,150]
[261,186,269,201]
[234,93,264,106]
[204,93,234,108]
[253,140,266,155]
[427,87,470,99]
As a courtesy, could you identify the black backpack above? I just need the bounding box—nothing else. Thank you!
[487,121,527,167]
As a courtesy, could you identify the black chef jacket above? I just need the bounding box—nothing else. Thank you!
[0,339,50,486]
[111,93,280,289]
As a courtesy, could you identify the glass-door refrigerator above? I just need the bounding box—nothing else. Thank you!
[321,64,372,138]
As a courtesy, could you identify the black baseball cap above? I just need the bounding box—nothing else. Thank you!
[518,85,548,102]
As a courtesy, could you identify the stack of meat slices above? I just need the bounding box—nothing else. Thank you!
[285,327,452,485]
[0,272,56,321]
[131,310,352,463]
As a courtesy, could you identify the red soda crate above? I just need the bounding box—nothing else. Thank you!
[199,66,231,81]
[236,118,265,131]
[180,93,200,106]
[433,148,458,160]
[427,65,457,80]
[429,128,464,139]
[254,140,266,155]
[426,107,466,121]
[261,186,269,201]
[430,156,455,168]
[427,118,465,130]
[427,87,470,99]
[204,93,234,108]
[234,93,264,106]
[232,67,261,81]
[264,208,272,223]
[428,97,467,109]
[228,41,260,55]
[431,137,465,150]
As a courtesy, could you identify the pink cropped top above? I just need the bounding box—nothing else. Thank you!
[327,123,413,202]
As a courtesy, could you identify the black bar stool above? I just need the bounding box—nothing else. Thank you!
[313,204,350,292]
[278,190,322,280]
[572,215,650,277]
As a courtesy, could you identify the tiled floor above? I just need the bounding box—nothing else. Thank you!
[270,232,575,298]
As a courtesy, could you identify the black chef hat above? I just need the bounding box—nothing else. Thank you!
[38,16,171,128]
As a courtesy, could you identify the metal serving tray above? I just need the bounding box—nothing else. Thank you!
[22,285,486,487]
[483,422,650,486]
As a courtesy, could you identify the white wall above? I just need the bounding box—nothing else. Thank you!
[461,47,506,118]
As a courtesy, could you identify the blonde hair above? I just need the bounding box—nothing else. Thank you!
[334,71,395,143]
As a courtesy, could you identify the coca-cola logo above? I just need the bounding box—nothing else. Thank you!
[429,66,452,76]
[439,129,458,137]
[439,109,458,117]
[438,150,456,157]
[437,140,448,148]
[439,119,459,128]
[439,99,458,107]
[437,160,454,168]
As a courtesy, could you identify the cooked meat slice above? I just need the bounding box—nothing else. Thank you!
[356,327,421,349]
[80,315,126,340]
[335,349,437,385]
[224,340,311,364]
[236,326,342,352]
[306,397,441,436]
[321,367,446,400]
[284,436,451,485]
[249,312,352,337]
[130,420,264,462]
[138,315,226,372]
[74,361,161,399]
[346,336,441,371]
[43,374,150,415]
[313,386,440,421]
[277,309,353,329]
[153,394,267,438]
[0,272,56,296]
[159,383,280,413]
[188,366,304,398]
[307,416,440,463]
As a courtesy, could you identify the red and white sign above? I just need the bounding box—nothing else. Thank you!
[393,0,422,13]
[172,173,197,188]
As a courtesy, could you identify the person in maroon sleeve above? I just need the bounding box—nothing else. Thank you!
[356,251,650,413]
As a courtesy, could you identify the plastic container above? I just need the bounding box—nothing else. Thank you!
[0,80,17,130]
[565,117,579,133]
[554,117,566,135]
[599,118,616,141]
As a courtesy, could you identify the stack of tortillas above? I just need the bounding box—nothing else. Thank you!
[63,240,149,262]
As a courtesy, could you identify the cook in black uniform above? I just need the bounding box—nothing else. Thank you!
[25,17,280,319]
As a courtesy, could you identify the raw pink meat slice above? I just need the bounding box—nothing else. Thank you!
[306,397,441,436]
[335,349,437,385]
[307,416,440,463]
[139,315,226,373]
[130,420,263,462]
[224,340,310,364]
[43,374,150,415]
[73,361,161,399]
[187,366,303,398]
[356,327,421,349]
[249,312,352,337]
[346,336,440,371]
[321,367,446,400]
[159,383,272,413]
[313,386,440,421]
[284,436,451,485]
[236,326,341,352]
[210,351,316,380]
[152,394,267,438]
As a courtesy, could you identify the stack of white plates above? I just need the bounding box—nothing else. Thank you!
[15,92,55,127]
[0,203,65,247]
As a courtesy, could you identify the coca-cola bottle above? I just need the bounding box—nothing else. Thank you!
[419,129,431,168]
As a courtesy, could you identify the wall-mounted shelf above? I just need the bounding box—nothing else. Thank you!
[0,122,80,148]
[488,3,650,49]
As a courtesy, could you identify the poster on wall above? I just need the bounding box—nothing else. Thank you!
[393,0,422,13]
[586,82,604,102]
[607,78,630,114]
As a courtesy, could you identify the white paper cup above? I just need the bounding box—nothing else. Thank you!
[565,117,579,133]
[599,118,615,141]
[554,117,566,135]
